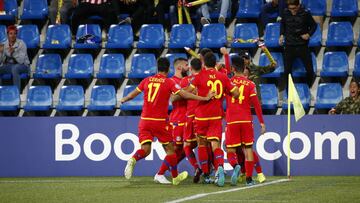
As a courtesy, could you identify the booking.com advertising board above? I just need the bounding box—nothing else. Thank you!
[0,115,358,177]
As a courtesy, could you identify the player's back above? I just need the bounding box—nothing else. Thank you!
[169,76,187,123]
[181,75,198,117]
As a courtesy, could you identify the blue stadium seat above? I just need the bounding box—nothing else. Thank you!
[309,24,322,47]
[120,85,143,111]
[97,54,125,79]
[320,52,348,78]
[17,25,40,49]
[0,25,7,43]
[326,22,353,47]
[236,0,263,18]
[74,24,102,49]
[168,24,196,49]
[137,24,165,49]
[231,23,259,49]
[199,24,227,48]
[23,86,52,111]
[259,52,284,78]
[56,85,84,111]
[105,24,133,49]
[264,23,280,48]
[302,0,326,16]
[0,0,17,21]
[43,24,71,50]
[128,54,157,79]
[87,85,116,111]
[282,83,311,110]
[33,54,62,79]
[0,86,20,111]
[65,54,94,79]
[353,52,360,78]
[21,0,48,20]
[165,53,188,77]
[331,0,358,17]
[292,52,317,78]
[259,84,278,110]
[315,83,343,110]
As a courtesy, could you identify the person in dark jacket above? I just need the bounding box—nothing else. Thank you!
[279,0,316,89]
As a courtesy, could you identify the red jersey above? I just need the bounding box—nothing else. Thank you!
[191,68,236,119]
[169,76,187,123]
[136,74,181,120]
[180,75,199,117]
[226,75,264,124]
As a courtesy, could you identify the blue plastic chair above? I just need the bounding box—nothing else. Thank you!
[259,84,278,110]
[309,24,322,47]
[65,54,94,79]
[165,53,188,77]
[264,23,280,48]
[231,23,259,49]
[326,22,353,47]
[259,52,284,78]
[0,86,20,111]
[169,24,196,49]
[137,24,165,49]
[33,54,62,79]
[43,24,71,49]
[320,52,348,78]
[199,24,227,48]
[87,85,116,111]
[56,85,84,111]
[236,0,263,18]
[120,85,144,111]
[105,24,133,49]
[23,86,52,111]
[282,83,310,110]
[353,52,360,78]
[0,25,7,43]
[315,83,343,110]
[302,0,326,16]
[331,0,358,17]
[292,52,317,78]
[97,54,125,79]
[128,54,157,79]
[74,24,102,49]
[17,25,40,49]
[0,0,18,21]
[21,0,48,20]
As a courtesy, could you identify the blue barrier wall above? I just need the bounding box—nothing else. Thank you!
[0,115,358,177]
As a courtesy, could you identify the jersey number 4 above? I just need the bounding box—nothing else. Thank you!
[147,82,160,102]
[207,80,223,99]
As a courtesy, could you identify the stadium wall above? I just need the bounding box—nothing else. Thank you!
[0,115,358,177]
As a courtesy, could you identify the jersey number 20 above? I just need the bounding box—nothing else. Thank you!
[207,80,223,99]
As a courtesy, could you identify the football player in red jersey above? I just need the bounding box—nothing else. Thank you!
[225,55,266,186]
[121,57,214,185]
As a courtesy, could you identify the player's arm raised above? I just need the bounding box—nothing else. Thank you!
[120,88,141,104]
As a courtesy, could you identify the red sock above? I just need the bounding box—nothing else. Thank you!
[175,146,186,164]
[253,151,262,173]
[226,152,238,168]
[207,145,214,172]
[132,149,146,161]
[165,153,178,178]
[245,160,254,178]
[237,149,245,174]
[198,146,209,174]
[184,146,199,170]
[213,148,224,170]
[157,161,169,175]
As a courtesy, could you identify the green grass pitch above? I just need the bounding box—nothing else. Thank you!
[0,176,359,202]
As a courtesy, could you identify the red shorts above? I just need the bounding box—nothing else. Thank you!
[170,122,185,144]
[138,119,172,145]
[183,116,197,142]
[194,118,222,141]
[225,122,254,147]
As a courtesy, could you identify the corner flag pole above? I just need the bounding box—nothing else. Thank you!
[287,74,291,179]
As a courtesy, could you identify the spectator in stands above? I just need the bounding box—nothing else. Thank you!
[329,78,360,114]
[71,0,118,35]
[0,25,30,91]
[260,0,287,35]
[279,0,316,90]
[49,0,77,24]
[200,0,230,24]
[153,0,177,29]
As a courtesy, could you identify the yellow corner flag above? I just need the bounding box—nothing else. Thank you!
[288,74,305,121]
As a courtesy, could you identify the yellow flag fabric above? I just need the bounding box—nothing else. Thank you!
[288,74,305,122]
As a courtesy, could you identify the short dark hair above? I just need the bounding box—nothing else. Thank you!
[287,0,300,6]
[231,55,245,73]
[203,52,216,68]
[173,57,188,67]
[157,57,170,73]
[200,48,213,57]
[190,58,202,71]
[350,78,360,88]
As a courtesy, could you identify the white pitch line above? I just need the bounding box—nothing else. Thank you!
[0,179,129,184]
[166,179,290,203]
